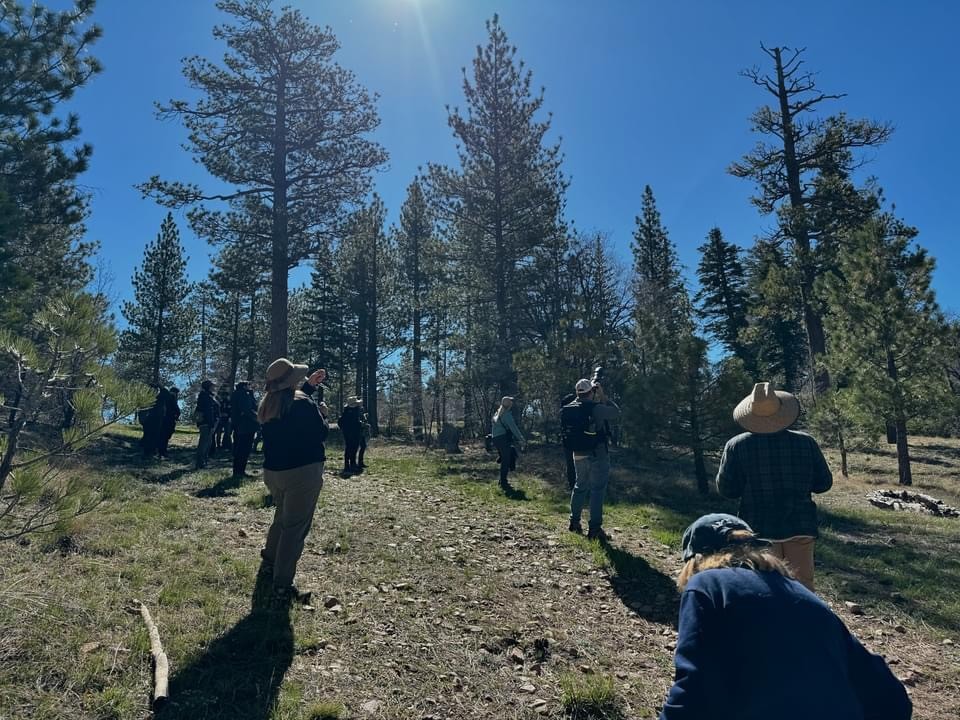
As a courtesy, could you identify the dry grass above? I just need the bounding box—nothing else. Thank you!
[0,427,957,719]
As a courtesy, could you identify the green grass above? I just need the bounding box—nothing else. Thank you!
[559,673,623,720]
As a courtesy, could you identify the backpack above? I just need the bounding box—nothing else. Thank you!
[560,400,602,454]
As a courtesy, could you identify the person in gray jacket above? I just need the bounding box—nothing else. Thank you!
[565,377,620,541]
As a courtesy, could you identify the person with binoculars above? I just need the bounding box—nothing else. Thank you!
[561,368,620,541]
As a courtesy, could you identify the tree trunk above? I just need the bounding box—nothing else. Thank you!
[152,309,164,386]
[229,294,241,385]
[838,429,849,478]
[270,76,289,361]
[246,290,257,381]
[0,418,25,493]
[367,232,379,437]
[772,47,829,394]
[411,265,424,440]
[886,350,912,486]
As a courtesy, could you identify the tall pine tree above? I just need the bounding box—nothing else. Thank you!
[695,227,751,365]
[427,14,566,398]
[820,218,949,486]
[118,213,195,384]
[139,0,387,359]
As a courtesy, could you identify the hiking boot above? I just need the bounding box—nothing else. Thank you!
[587,527,609,542]
[568,521,583,534]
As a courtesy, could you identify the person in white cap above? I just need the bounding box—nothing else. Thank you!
[564,377,620,541]
[716,382,833,591]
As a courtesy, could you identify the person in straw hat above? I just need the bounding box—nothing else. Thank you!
[716,382,832,591]
[658,512,910,720]
[257,358,329,606]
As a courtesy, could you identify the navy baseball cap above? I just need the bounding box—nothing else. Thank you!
[680,513,771,561]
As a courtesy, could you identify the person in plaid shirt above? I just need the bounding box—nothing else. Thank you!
[716,383,833,591]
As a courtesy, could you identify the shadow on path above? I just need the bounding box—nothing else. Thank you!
[599,539,679,626]
[156,564,293,720]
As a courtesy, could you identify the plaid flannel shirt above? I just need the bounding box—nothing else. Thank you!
[716,430,833,539]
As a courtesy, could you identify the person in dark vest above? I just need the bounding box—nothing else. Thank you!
[258,359,329,606]
[213,385,232,455]
[716,382,833,592]
[566,377,620,541]
[158,386,180,458]
[231,380,259,480]
[139,384,165,460]
[659,513,910,720]
[339,396,363,476]
[560,391,577,488]
[491,396,524,491]
[194,379,219,469]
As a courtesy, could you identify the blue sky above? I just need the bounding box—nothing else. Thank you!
[61,0,959,315]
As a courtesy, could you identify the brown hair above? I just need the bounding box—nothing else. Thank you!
[257,388,308,424]
[677,530,794,591]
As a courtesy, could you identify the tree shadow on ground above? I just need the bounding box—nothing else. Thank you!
[599,539,679,626]
[818,507,960,635]
[502,485,530,501]
[156,564,293,720]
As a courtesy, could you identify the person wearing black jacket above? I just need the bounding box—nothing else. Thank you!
[140,384,166,460]
[214,385,232,455]
[230,380,259,479]
[194,379,219,469]
[158,387,181,458]
[339,396,363,475]
[258,359,329,606]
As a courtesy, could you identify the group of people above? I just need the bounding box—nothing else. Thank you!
[192,378,260,478]
[490,378,911,718]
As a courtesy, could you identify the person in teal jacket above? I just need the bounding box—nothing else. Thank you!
[491,396,524,491]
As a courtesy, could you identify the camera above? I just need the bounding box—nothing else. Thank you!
[591,366,605,386]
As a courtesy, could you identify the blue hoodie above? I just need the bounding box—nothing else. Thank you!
[661,568,911,720]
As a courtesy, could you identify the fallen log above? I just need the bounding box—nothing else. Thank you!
[867,489,960,518]
[131,599,169,710]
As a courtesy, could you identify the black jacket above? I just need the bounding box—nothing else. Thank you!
[196,389,219,427]
[262,383,329,471]
[231,388,259,435]
[339,406,362,440]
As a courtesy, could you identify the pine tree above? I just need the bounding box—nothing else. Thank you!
[427,14,566,397]
[395,178,441,440]
[820,218,949,486]
[695,227,751,364]
[0,0,102,330]
[730,45,891,392]
[139,0,387,359]
[291,241,351,381]
[118,214,195,384]
[740,241,807,391]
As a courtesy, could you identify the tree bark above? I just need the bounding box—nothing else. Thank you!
[366,229,379,437]
[886,349,912,486]
[270,74,289,361]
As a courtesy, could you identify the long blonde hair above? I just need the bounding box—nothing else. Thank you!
[493,398,512,424]
[677,530,794,591]
[257,388,309,424]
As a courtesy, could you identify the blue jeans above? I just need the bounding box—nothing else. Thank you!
[570,454,610,530]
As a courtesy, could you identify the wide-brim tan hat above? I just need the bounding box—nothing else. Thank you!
[265,358,308,392]
[346,396,362,407]
[733,382,800,434]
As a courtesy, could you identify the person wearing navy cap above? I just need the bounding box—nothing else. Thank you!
[659,513,911,720]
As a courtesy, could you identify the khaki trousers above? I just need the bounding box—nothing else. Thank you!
[771,536,816,592]
[262,462,324,589]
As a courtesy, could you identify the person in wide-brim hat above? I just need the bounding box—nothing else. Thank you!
[716,381,833,592]
[265,358,309,393]
[733,382,800,434]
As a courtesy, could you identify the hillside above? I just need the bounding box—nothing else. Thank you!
[1,428,958,719]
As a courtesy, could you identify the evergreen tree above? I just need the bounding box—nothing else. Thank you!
[695,227,751,364]
[730,45,891,392]
[820,218,949,486]
[291,241,351,381]
[139,0,387,359]
[395,178,441,440]
[0,0,102,330]
[740,241,807,391]
[427,14,566,397]
[118,214,195,384]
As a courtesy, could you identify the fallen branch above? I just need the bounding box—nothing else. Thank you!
[131,599,169,710]
[867,490,960,518]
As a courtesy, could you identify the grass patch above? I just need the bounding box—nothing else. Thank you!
[303,701,344,720]
[559,673,624,720]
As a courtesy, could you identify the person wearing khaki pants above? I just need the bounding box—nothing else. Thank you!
[257,360,330,605]
[716,383,833,592]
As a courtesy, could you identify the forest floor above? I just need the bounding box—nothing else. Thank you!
[1,426,959,720]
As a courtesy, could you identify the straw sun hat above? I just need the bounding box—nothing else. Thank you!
[733,382,800,434]
[265,358,308,392]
